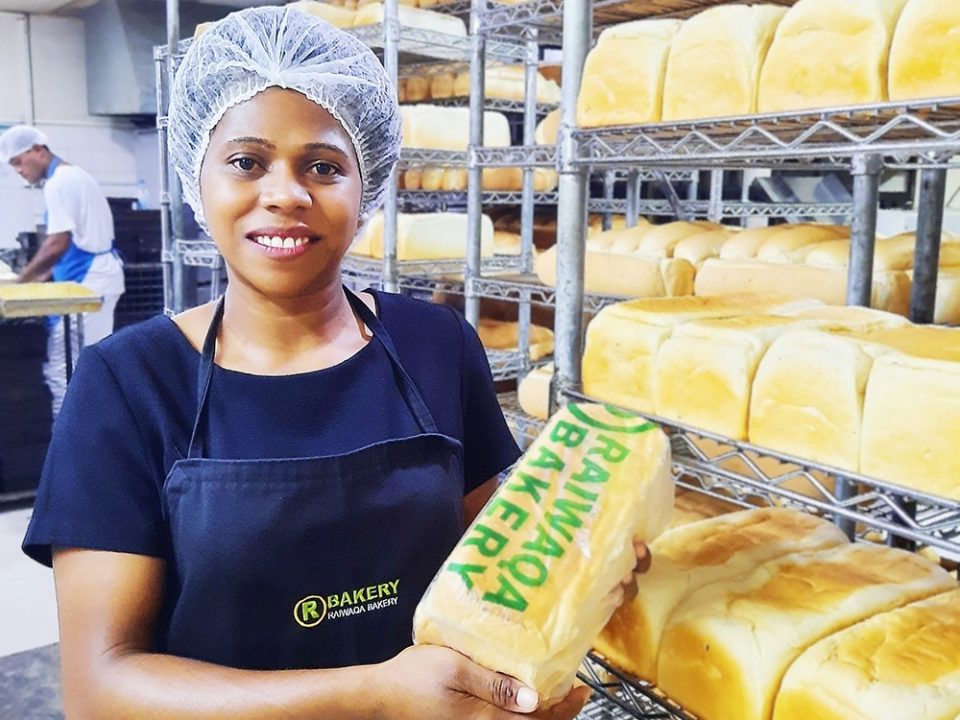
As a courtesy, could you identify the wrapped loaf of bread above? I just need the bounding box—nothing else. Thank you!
[773,588,960,720]
[694,259,912,315]
[662,5,787,121]
[413,403,674,704]
[757,0,910,113]
[595,508,849,683]
[658,543,955,720]
[653,315,819,439]
[581,294,821,413]
[577,19,682,128]
[860,326,960,499]
[888,0,960,102]
[353,3,467,35]
[359,211,494,260]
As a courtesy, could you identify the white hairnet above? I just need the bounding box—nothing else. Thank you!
[0,125,49,164]
[168,5,401,230]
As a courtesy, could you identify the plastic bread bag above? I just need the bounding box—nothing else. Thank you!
[413,403,674,705]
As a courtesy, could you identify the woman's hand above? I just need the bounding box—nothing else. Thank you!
[378,645,591,720]
[610,540,653,608]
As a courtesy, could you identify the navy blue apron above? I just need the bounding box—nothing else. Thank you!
[160,288,465,670]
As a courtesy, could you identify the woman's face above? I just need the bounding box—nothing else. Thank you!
[199,87,363,299]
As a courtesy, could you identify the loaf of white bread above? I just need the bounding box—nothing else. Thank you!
[860,325,960,499]
[773,588,960,720]
[518,364,552,421]
[748,324,903,472]
[477,319,554,362]
[413,403,674,704]
[400,105,510,150]
[662,5,786,121]
[694,259,913,315]
[757,0,910,113]
[353,2,466,34]
[353,211,493,260]
[285,0,357,27]
[581,294,820,414]
[403,109,557,193]
[668,490,741,528]
[428,65,561,105]
[577,19,682,127]
[658,543,956,720]
[888,0,960,101]
[594,508,849,683]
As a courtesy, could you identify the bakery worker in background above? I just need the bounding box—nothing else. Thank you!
[22,7,647,720]
[0,125,125,417]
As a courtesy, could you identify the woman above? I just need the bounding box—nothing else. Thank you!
[23,7,647,719]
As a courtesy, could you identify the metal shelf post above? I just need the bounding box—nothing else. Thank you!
[910,165,947,324]
[847,154,883,307]
[553,0,592,410]
[464,0,487,328]
[165,0,185,314]
[382,0,401,294]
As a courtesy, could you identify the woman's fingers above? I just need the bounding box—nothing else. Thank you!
[633,540,652,574]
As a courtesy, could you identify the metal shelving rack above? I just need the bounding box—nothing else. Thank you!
[469,0,960,718]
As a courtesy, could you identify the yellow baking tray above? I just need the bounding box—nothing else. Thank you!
[0,282,104,318]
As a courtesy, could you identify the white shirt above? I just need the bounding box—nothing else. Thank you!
[44,164,125,296]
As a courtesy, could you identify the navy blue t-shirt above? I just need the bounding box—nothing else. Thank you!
[23,290,521,566]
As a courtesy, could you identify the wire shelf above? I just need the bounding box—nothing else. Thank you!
[155,23,521,67]
[564,390,960,555]
[480,0,792,36]
[342,254,520,282]
[351,23,524,64]
[399,190,559,209]
[573,98,960,170]
[578,652,695,720]
[587,199,854,219]
[173,240,222,269]
[428,95,559,116]
[400,148,469,168]
[472,273,626,312]
[474,144,558,167]
[487,348,529,381]
[498,391,545,443]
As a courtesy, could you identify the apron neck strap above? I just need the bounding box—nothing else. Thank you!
[185,288,439,460]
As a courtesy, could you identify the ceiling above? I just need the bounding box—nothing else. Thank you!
[0,0,268,13]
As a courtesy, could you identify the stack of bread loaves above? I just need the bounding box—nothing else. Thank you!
[581,293,960,500]
[577,0,960,124]
[413,403,674,705]
[399,65,560,105]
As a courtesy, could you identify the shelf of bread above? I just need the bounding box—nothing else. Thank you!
[474,144,558,168]
[566,296,960,551]
[573,0,960,169]
[399,63,560,111]
[586,504,959,720]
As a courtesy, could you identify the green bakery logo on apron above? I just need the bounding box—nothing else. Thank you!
[294,579,401,628]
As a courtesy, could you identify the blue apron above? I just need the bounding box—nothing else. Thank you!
[44,157,117,285]
[160,288,465,670]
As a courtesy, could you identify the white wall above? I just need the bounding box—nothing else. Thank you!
[0,12,153,249]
